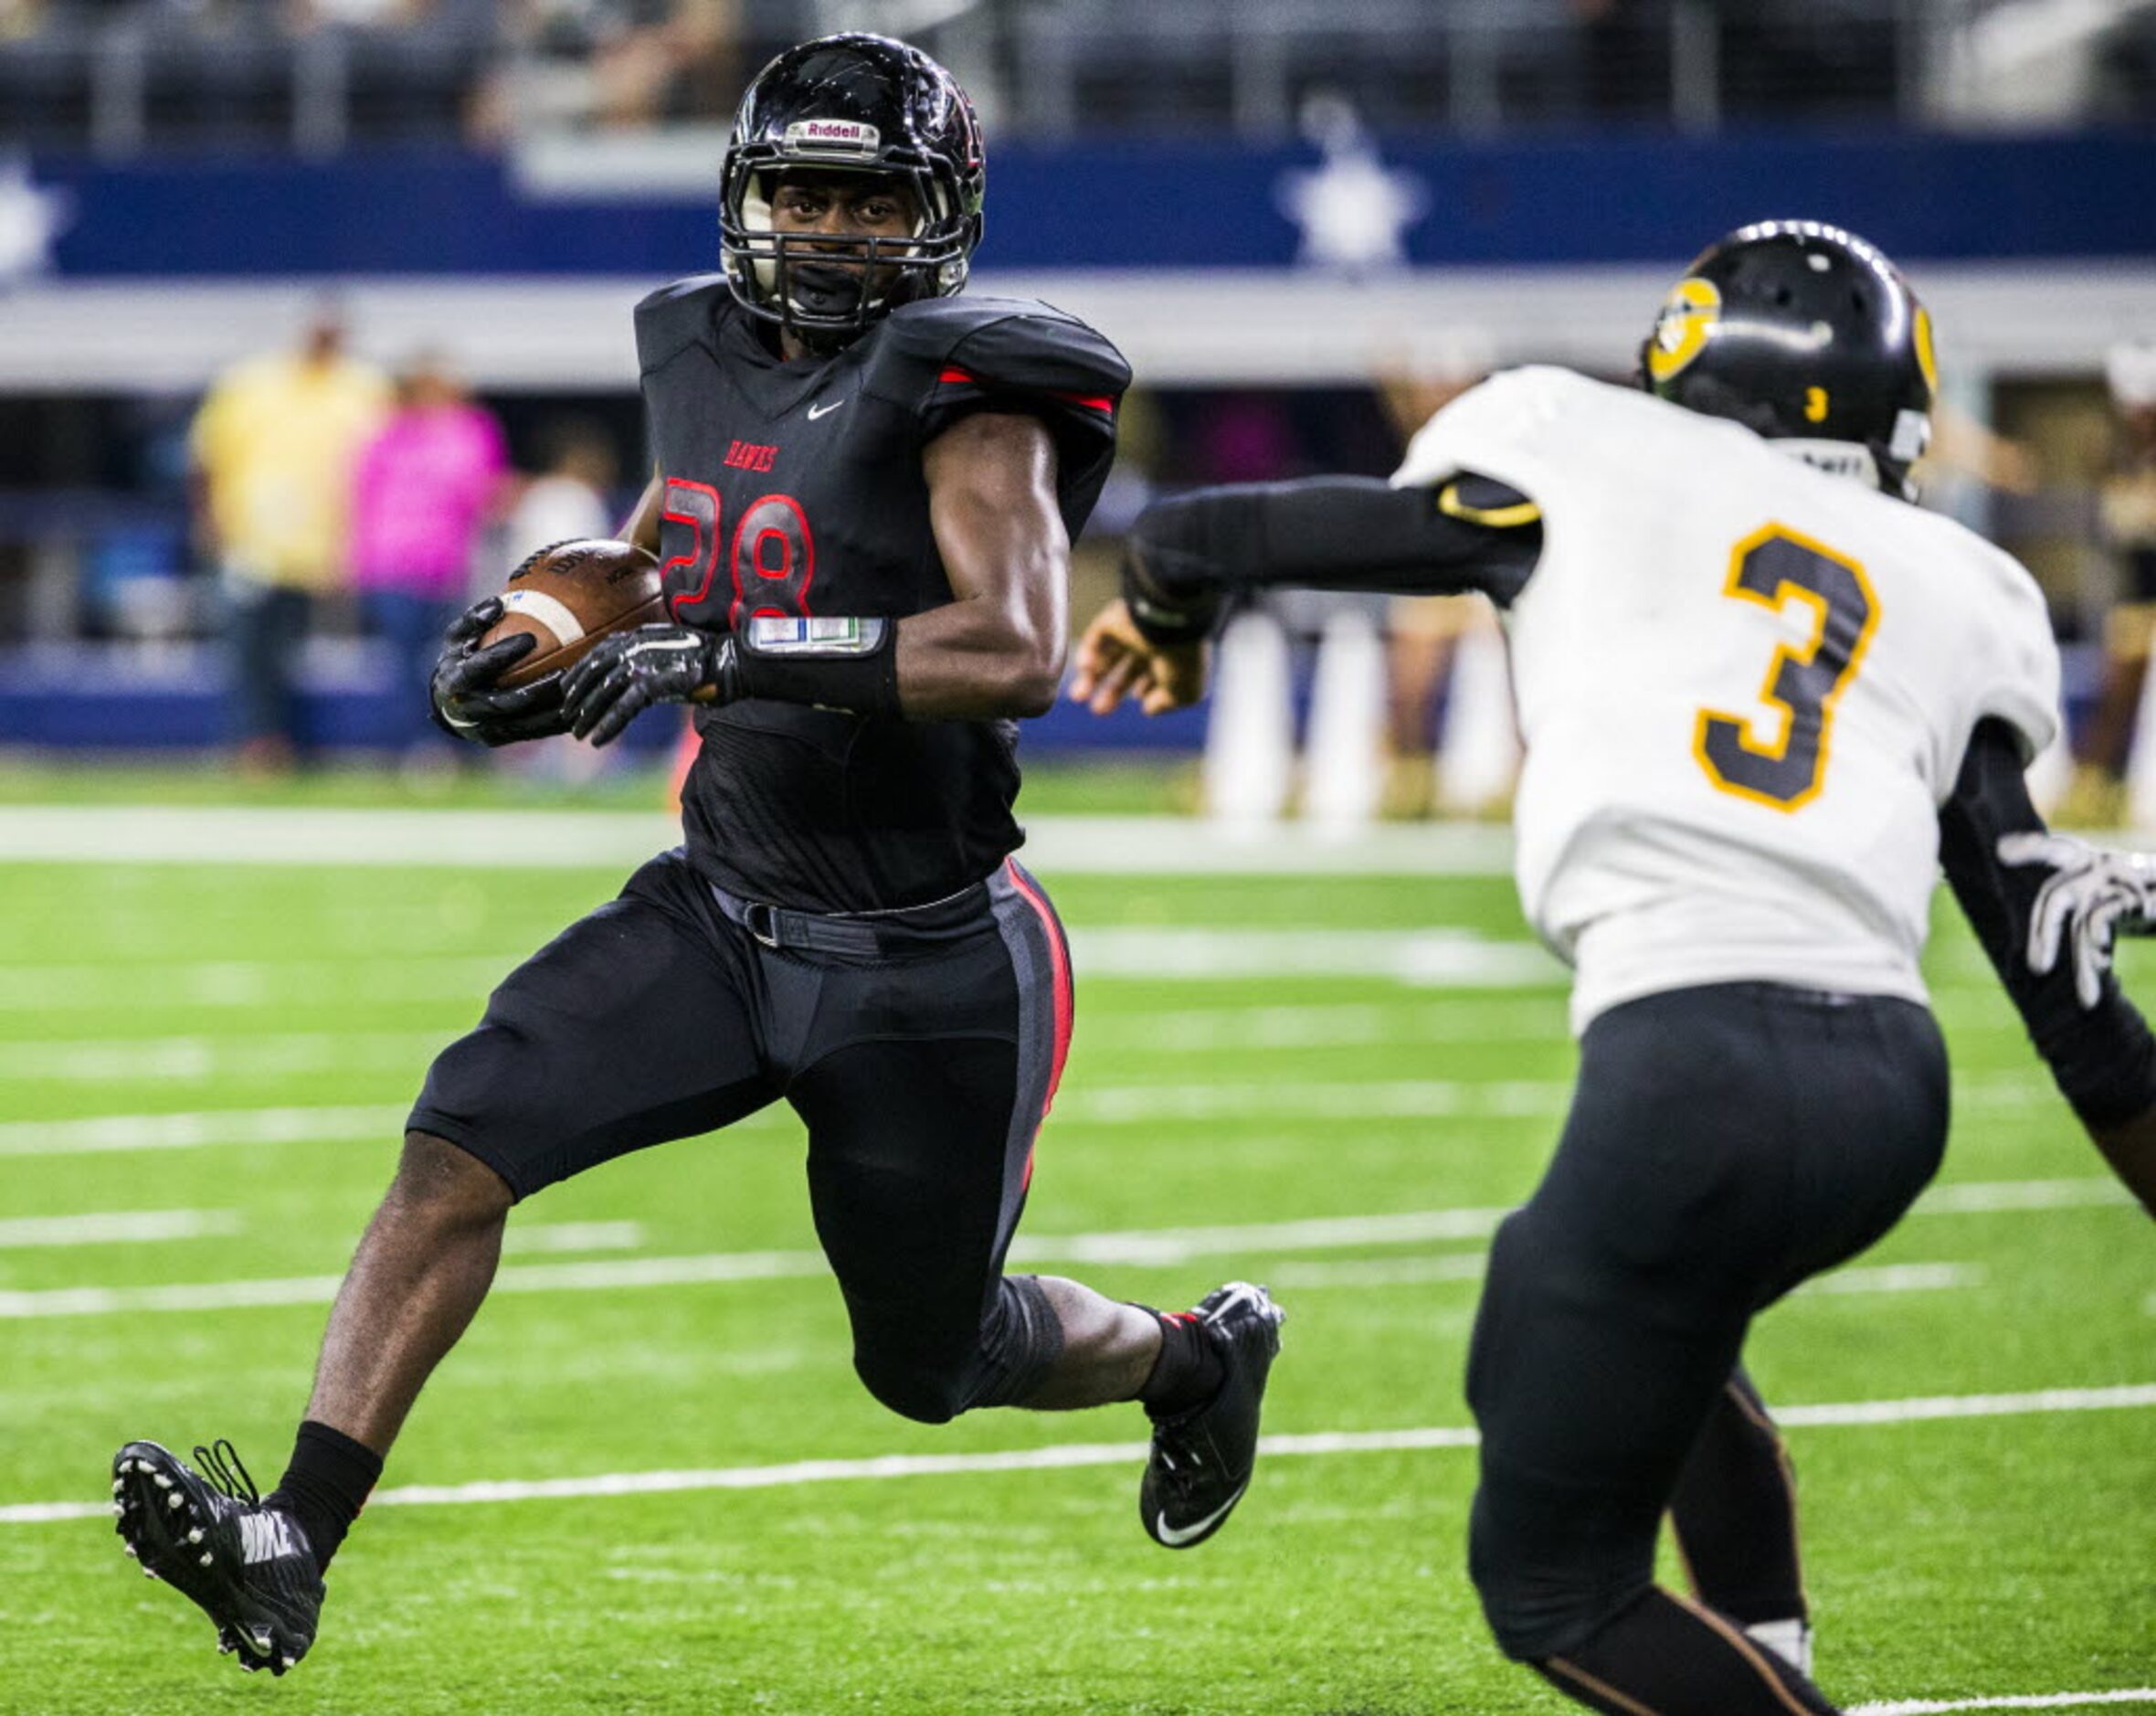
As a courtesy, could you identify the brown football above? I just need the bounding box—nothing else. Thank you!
[481,538,667,689]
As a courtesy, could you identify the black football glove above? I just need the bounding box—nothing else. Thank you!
[428,598,569,748]
[1120,527,1224,648]
[561,623,737,747]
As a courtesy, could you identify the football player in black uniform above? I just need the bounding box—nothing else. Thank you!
[111,34,1283,1676]
[1070,224,2156,1713]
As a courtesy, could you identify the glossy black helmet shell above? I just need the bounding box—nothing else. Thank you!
[719,33,986,342]
[1641,219,1938,495]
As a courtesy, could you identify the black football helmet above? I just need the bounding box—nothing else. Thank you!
[719,33,985,344]
[1640,219,1938,497]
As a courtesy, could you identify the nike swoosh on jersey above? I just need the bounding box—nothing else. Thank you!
[807,400,846,420]
[1154,1481,1249,1548]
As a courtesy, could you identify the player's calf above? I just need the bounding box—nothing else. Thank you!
[111,1440,323,1676]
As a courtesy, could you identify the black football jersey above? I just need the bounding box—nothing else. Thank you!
[634,277,1129,911]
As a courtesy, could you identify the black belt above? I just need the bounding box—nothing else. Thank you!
[708,879,990,956]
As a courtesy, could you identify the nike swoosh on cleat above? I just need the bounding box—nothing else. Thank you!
[807,400,846,420]
[1154,1481,1249,1548]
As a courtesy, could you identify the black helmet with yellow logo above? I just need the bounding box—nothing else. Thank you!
[1639,219,1937,497]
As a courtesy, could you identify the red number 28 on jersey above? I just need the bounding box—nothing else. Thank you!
[661,478,818,629]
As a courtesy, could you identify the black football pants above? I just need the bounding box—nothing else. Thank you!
[1465,981,1950,1663]
[410,847,1073,1424]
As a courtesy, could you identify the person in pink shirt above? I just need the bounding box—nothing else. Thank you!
[350,355,511,750]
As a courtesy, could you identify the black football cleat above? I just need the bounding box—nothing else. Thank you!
[111,1438,322,1675]
[1140,1281,1285,1550]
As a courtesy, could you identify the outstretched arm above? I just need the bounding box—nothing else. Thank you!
[1073,472,1540,714]
[1939,718,2156,1214]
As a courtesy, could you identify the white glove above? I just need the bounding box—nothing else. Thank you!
[1996,832,2156,1009]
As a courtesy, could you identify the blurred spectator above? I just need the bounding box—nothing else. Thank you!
[1371,342,1509,818]
[2069,343,2156,821]
[504,416,621,786]
[473,0,735,136]
[349,352,510,755]
[189,304,388,771]
[505,414,617,553]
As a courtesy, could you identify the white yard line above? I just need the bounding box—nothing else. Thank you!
[501,1221,645,1255]
[0,1031,452,1083]
[0,955,519,1012]
[6,1382,2151,1525]
[1084,997,1570,1050]
[1852,1692,2156,1713]
[1269,1255,1984,1296]
[1062,1079,1573,1124]
[1914,1179,2133,1214]
[0,807,1518,876]
[1801,1262,1984,1296]
[1071,928,1562,986]
[0,1209,241,1249]
[0,927,1559,1013]
[0,1175,2007,1319]
[0,1104,408,1157]
[0,1065,2102,1158]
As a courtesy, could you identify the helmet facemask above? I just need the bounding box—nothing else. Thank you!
[725,158,967,346]
[717,36,987,350]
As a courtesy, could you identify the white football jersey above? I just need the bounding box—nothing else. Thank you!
[1394,366,2061,1032]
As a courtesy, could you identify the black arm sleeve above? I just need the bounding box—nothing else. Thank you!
[1939,716,2156,1127]
[1123,474,1542,643]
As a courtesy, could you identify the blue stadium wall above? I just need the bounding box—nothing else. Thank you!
[27,131,2156,276]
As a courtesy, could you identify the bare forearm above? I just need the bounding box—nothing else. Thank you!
[621,472,664,555]
[894,596,1064,720]
[914,410,1071,720]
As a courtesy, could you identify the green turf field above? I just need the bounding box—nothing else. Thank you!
[0,798,2149,1714]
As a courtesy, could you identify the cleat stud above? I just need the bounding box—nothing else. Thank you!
[185,1528,203,1544]
[112,1478,124,1494]
[280,1657,295,1670]
[153,1472,173,1489]
[111,1502,125,1517]
[143,1567,157,1580]
[199,1552,213,1567]
[166,1493,184,1509]
[122,1543,138,1559]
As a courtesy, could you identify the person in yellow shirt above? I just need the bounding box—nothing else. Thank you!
[190,308,388,771]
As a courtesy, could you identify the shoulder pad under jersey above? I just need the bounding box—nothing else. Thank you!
[868,296,1130,418]
[634,274,731,375]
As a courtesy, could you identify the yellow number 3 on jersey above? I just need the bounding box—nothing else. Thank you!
[1695,524,1879,811]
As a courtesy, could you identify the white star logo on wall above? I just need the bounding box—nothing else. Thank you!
[1274,94,1428,276]
[0,158,70,289]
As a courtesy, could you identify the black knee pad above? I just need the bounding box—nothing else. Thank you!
[851,1276,1065,1425]
[957,1274,1066,1412]
[851,1350,969,1425]
[1468,1475,1655,1662]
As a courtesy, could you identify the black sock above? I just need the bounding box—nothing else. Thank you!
[1535,1588,1838,1715]
[265,1421,383,1572]
[1136,1307,1225,1416]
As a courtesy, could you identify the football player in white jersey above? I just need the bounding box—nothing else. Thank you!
[1070,220,2156,1714]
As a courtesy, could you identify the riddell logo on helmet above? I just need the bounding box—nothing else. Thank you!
[787,120,880,153]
